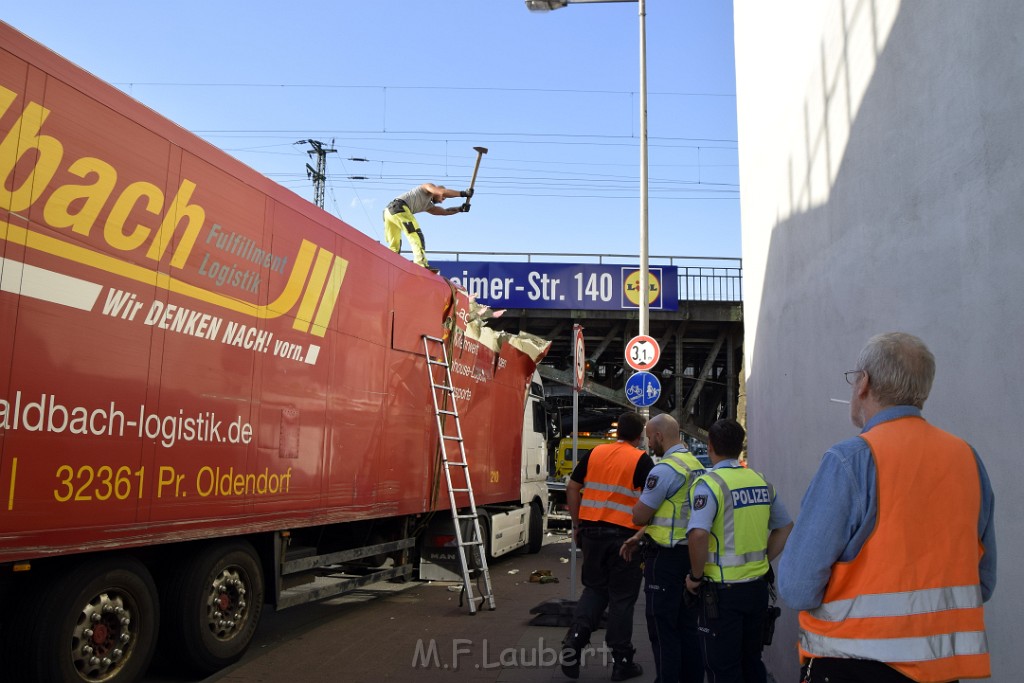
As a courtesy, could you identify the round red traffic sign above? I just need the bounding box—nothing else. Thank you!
[625,335,660,371]
[574,326,586,390]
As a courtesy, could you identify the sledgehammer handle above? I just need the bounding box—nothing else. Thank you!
[465,146,488,208]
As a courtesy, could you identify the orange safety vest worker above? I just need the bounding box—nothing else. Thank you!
[578,442,645,530]
[798,417,990,682]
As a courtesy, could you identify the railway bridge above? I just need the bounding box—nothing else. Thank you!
[434,252,743,443]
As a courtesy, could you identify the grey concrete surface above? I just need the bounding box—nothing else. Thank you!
[145,531,653,683]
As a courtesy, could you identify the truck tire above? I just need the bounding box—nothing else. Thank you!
[12,556,158,683]
[160,540,264,675]
[528,501,545,554]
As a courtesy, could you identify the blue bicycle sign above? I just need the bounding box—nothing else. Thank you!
[625,371,661,407]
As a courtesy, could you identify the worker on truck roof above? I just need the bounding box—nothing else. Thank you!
[384,183,472,269]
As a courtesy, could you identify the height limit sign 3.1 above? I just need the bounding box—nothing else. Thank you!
[625,335,660,372]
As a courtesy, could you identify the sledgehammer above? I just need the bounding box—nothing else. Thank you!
[464,146,488,209]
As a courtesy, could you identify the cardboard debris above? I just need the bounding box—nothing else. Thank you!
[528,569,553,583]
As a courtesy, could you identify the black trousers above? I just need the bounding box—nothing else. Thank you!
[800,658,960,683]
[643,542,704,683]
[697,578,768,683]
[573,525,643,654]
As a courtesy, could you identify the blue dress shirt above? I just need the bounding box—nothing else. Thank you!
[778,406,997,611]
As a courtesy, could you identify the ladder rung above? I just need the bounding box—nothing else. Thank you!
[436,409,458,417]
[450,487,471,493]
[446,461,468,467]
[427,358,448,367]
[455,513,478,519]
[460,540,483,547]
[442,435,463,442]
[431,382,454,391]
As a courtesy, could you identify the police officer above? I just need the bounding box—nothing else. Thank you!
[563,411,654,681]
[684,419,793,683]
[621,414,706,683]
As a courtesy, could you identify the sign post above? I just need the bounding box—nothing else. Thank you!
[569,324,584,601]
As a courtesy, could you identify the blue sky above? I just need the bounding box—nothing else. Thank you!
[4,1,739,262]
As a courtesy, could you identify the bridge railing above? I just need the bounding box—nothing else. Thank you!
[430,251,743,303]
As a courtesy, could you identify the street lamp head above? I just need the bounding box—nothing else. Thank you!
[525,0,569,10]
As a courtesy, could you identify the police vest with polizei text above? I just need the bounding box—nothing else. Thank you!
[694,465,773,582]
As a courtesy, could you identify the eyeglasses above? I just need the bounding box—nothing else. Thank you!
[844,370,865,385]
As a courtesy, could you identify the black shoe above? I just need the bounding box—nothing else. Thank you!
[610,647,643,681]
[560,624,590,680]
[610,662,643,681]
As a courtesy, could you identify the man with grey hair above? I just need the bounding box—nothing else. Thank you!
[779,332,996,683]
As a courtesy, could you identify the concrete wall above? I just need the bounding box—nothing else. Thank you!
[733,1,1024,680]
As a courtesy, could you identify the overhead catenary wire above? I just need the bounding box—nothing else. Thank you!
[116,80,736,99]
[161,79,740,212]
[258,143,737,198]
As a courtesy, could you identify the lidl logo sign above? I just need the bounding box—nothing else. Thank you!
[623,269,662,307]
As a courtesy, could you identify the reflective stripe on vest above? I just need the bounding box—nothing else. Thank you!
[799,629,989,663]
[809,584,982,622]
[797,416,990,681]
[578,441,644,530]
[583,481,639,498]
[698,467,772,582]
[647,450,705,547]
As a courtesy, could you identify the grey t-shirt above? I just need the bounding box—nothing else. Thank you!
[397,186,434,214]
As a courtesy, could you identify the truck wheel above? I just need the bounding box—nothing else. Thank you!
[527,501,545,554]
[13,557,158,683]
[161,540,264,675]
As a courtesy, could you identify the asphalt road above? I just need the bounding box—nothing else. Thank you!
[142,529,600,683]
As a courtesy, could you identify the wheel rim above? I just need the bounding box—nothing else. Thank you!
[205,565,250,642]
[70,590,139,681]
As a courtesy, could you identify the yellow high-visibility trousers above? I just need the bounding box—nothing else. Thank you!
[383,205,429,267]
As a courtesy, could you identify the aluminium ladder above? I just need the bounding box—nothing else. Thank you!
[422,335,495,614]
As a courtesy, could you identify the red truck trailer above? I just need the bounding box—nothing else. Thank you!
[0,22,550,683]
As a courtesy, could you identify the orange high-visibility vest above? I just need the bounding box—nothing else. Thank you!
[579,441,644,530]
[798,416,990,682]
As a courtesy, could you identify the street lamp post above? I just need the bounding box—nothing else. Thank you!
[526,0,650,340]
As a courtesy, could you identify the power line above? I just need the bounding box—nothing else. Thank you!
[116,81,736,98]
[196,129,738,145]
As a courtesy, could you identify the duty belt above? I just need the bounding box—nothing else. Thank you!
[387,199,409,214]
